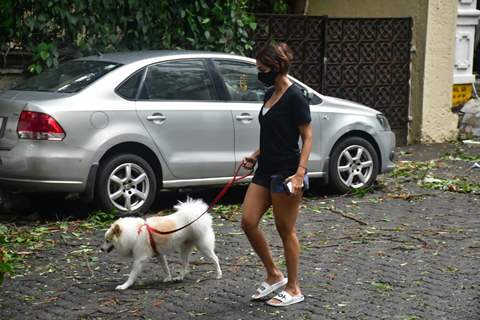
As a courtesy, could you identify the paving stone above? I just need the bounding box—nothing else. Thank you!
[1,143,480,319]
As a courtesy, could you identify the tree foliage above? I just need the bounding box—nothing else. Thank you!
[0,0,256,73]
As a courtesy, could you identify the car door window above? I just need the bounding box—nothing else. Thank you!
[115,70,144,100]
[213,60,265,102]
[139,60,216,101]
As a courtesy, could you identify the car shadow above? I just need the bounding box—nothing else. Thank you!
[0,185,250,222]
[0,178,334,223]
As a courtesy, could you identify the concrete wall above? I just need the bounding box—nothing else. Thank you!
[422,1,458,142]
[309,0,457,143]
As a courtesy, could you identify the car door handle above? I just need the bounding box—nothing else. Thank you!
[147,114,166,121]
[236,114,253,121]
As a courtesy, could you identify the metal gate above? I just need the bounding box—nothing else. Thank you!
[324,18,412,145]
[254,15,412,145]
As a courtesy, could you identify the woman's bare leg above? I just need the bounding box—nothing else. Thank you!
[268,191,303,303]
[241,183,284,283]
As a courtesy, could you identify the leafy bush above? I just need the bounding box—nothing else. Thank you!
[0,0,256,73]
[87,210,117,229]
[0,248,13,285]
[0,224,13,285]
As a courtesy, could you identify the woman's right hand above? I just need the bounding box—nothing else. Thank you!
[242,155,257,170]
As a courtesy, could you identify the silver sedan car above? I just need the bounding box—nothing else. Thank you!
[0,51,395,214]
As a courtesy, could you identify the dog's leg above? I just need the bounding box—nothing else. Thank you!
[173,242,194,281]
[116,257,148,290]
[197,238,222,279]
[159,254,172,282]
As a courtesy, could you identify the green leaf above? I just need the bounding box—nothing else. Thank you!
[39,50,50,61]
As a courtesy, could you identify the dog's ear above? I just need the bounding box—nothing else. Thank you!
[112,224,121,237]
[106,223,121,241]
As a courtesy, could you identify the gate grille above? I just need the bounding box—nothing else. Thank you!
[324,18,412,144]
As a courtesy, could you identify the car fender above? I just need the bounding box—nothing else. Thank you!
[322,121,381,170]
[90,133,174,180]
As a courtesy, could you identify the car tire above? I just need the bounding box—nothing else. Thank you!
[95,153,157,216]
[328,136,379,193]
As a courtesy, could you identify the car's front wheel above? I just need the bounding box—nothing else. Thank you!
[329,136,379,193]
[95,153,157,215]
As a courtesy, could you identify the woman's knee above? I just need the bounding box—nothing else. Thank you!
[241,216,259,232]
[276,225,297,240]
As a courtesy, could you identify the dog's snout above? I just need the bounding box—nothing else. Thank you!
[101,242,114,253]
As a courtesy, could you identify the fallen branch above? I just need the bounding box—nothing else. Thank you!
[407,234,429,247]
[326,206,368,225]
[385,192,435,201]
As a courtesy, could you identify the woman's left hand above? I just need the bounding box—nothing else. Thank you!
[286,173,304,195]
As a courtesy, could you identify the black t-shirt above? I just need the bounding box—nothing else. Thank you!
[257,84,311,175]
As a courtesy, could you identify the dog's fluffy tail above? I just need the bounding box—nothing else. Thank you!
[174,197,212,226]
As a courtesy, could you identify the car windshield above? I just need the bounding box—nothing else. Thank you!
[14,60,121,93]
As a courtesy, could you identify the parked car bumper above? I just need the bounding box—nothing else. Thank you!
[377,130,396,173]
[0,142,93,192]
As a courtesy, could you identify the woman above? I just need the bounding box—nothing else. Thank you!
[241,42,313,307]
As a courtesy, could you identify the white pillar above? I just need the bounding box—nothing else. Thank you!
[454,0,480,84]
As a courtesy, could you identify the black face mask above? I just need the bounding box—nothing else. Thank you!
[258,70,278,86]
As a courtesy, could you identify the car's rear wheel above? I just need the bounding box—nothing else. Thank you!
[328,136,379,193]
[95,153,157,215]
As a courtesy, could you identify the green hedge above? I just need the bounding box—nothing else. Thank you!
[0,0,256,73]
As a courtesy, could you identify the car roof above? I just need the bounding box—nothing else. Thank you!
[77,50,249,65]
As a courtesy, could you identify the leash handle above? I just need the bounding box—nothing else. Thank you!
[148,162,253,236]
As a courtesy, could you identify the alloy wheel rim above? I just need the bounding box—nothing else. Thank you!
[107,163,150,212]
[337,145,374,189]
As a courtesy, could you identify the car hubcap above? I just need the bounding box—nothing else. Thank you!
[108,163,150,212]
[337,145,374,188]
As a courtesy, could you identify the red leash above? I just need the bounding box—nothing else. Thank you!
[138,162,252,254]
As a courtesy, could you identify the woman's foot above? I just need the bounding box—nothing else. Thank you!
[251,272,287,300]
[266,286,303,306]
[265,272,285,286]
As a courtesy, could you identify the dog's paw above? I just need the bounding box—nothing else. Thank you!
[115,284,129,290]
[172,276,184,282]
[216,273,223,280]
[163,276,173,283]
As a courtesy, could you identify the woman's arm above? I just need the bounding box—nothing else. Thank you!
[250,148,260,160]
[288,123,313,194]
[296,123,313,177]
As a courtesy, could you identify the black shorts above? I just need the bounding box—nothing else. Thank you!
[251,170,309,193]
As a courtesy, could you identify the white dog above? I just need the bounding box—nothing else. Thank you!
[101,198,222,290]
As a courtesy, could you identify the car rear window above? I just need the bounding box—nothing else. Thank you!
[14,60,121,93]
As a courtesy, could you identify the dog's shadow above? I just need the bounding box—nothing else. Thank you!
[105,277,211,291]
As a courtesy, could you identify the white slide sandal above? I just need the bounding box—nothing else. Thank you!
[266,290,305,307]
[251,278,288,300]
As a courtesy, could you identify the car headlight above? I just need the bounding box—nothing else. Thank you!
[376,114,391,130]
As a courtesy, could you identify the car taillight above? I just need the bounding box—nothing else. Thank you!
[17,111,65,141]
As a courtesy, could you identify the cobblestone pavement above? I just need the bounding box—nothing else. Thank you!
[1,143,480,320]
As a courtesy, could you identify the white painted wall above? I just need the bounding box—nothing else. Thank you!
[454,0,480,84]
